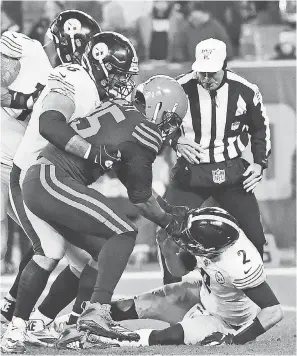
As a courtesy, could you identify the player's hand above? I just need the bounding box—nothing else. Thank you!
[164,214,186,241]
[169,205,190,218]
[89,144,121,171]
[176,136,205,164]
[200,332,234,346]
[242,163,263,193]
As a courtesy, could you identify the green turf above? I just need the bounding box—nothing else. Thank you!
[24,312,296,356]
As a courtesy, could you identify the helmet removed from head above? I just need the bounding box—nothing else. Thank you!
[82,31,139,99]
[47,10,101,64]
[133,75,188,139]
[177,207,240,258]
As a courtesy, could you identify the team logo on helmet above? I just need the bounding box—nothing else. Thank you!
[215,271,225,284]
[92,42,109,61]
[64,19,82,37]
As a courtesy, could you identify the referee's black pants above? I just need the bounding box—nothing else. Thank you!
[158,177,266,284]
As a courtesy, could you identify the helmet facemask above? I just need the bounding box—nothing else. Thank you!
[104,71,136,99]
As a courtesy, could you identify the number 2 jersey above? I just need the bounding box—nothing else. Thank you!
[40,100,163,203]
[0,31,52,167]
[13,62,100,171]
[196,231,265,327]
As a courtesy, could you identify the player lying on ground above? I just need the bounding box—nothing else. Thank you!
[55,207,283,349]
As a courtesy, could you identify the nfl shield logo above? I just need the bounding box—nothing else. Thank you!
[212,169,226,184]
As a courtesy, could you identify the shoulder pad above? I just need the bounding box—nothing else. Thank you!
[0,31,23,59]
[132,120,163,154]
[47,65,78,100]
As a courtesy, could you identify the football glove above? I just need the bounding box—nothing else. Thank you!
[164,214,186,240]
[200,332,234,346]
[89,144,121,171]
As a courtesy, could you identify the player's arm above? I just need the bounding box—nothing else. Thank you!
[39,92,119,167]
[231,281,283,344]
[158,233,197,277]
[115,142,182,236]
[0,54,20,107]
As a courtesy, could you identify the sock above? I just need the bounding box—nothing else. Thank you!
[9,247,34,299]
[72,264,97,315]
[90,232,136,305]
[110,299,138,321]
[30,308,53,326]
[149,324,185,345]
[38,265,79,319]
[14,260,51,320]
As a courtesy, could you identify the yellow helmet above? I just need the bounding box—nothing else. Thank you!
[133,75,188,138]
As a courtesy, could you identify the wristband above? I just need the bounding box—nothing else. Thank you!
[233,317,265,344]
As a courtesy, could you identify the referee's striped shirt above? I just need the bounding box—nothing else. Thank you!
[176,70,271,167]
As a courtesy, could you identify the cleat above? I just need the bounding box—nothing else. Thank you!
[1,298,15,324]
[56,325,119,350]
[77,302,140,342]
[56,325,85,350]
[26,319,58,347]
[0,318,26,354]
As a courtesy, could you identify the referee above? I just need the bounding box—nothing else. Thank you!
[159,38,271,284]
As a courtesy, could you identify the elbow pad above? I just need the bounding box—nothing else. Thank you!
[39,110,77,150]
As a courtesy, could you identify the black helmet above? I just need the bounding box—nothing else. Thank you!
[47,10,101,64]
[82,31,139,99]
[177,207,240,258]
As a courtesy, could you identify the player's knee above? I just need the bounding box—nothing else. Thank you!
[33,255,59,271]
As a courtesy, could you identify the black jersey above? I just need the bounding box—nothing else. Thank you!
[41,99,163,203]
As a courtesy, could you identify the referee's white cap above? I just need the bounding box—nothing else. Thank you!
[192,38,227,73]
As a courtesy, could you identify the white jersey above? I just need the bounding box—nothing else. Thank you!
[196,231,265,327]
[13,63,101,171]
[0,31,52,167]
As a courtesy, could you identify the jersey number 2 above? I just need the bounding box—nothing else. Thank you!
[237,249,251,264]
[71,104,126,138]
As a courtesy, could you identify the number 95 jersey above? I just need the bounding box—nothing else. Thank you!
[196,231,265,328]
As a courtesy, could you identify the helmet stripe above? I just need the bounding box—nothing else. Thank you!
[189,214,240,232]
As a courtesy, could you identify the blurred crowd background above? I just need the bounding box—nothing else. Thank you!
[1,0,296,272]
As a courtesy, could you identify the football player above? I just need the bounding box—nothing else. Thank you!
[0,31,52,261]
[0,11,102,327]
[0,10,111,354]
[19,29,188,344]
[94,207,284,347]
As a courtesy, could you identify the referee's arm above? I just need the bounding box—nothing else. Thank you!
[248,86,271,169]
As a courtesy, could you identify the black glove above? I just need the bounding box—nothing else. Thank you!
[156,196,189,217]
[88,144,121,171]
[169,205,190,218]
[164,214,186,241]
[200,332,234,346]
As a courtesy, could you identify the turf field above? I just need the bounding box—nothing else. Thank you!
[1,266,296,355]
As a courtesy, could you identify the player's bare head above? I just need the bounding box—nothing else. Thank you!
[47,10,101,64]
[176,207,240,258]
[82,31,139,100]
[133,75,188,140]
